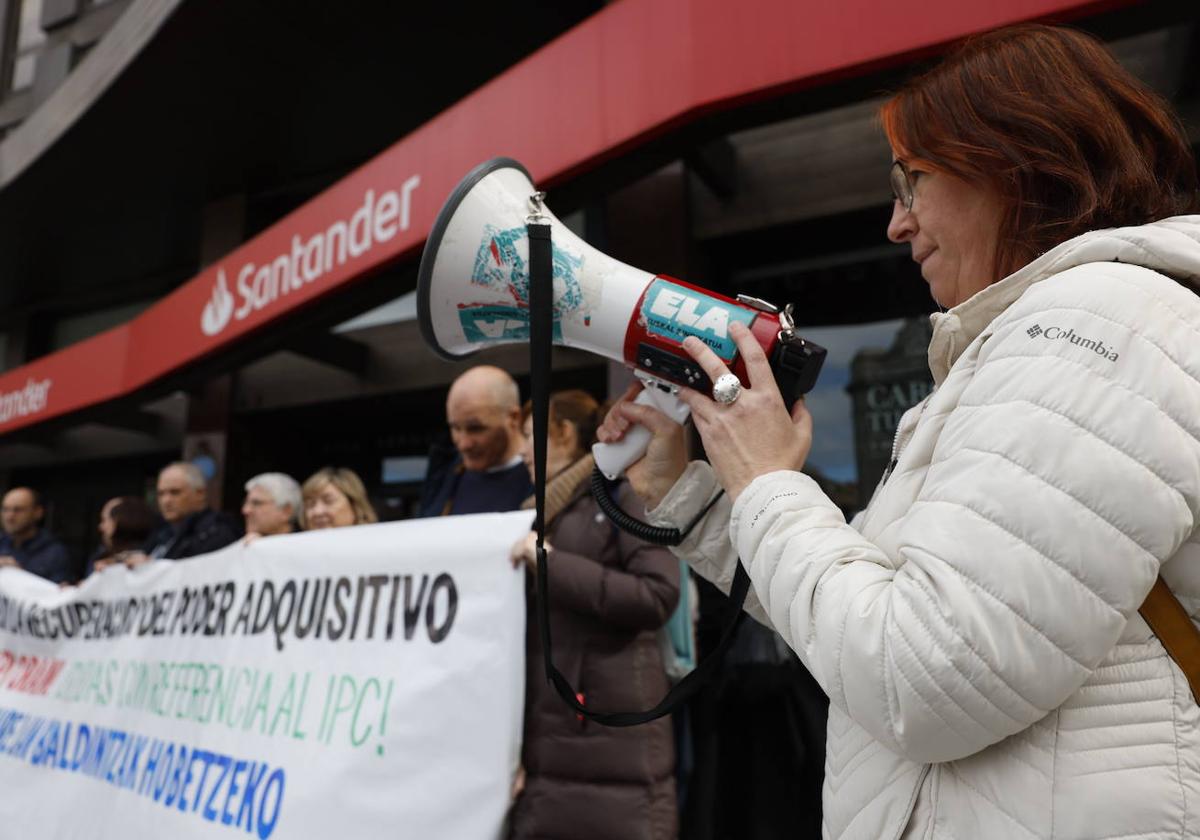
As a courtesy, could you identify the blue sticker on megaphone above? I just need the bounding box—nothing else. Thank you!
[456,224,585,346]
[642,279,756,360]
[458,304,563,344]
[470,225,586,313]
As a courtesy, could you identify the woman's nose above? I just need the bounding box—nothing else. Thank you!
[887,200,915,243]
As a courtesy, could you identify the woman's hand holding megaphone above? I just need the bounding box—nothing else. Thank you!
[600,321,813,507]
[675,321,813,502]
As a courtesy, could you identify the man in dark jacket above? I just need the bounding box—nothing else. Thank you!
[418,366,532,517]
[142,462,240,560]
[0,487,71,582]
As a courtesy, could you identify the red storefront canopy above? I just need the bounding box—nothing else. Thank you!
[0,0,1126,436]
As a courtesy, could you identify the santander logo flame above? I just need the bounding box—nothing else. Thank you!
[195,177,421,340]
[201,270,235,336]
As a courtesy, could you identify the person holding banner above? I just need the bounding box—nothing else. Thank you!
[143,461,240,560]
[300,467,378,529]
[509,389,680,840]
[599,24,1200,840]
[419,365,533,517]
[0,486,71,583]
[91,495,155,574]
[242,472,302,538]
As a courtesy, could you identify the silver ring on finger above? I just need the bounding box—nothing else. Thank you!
[711,373,742,405]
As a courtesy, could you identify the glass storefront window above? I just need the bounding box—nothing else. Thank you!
[381,456,430,485]
[797,316,934,516]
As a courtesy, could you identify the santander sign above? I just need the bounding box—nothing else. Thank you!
[201,176,421,337]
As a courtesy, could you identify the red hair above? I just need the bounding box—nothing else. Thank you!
[881,25,1198,280]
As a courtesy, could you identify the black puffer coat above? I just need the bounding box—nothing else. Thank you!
[143,508,240,560]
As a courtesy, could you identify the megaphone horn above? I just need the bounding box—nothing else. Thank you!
[417,158,826,479]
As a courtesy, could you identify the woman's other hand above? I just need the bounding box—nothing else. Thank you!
[119,551,151,570]
[677,321,813,501]
[596,381,689,509]
[510,532,549,570]
[510,764,526,801]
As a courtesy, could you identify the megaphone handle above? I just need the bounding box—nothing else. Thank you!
[593,385,692,480]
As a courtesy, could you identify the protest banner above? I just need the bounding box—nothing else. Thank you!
[0,510,533,839]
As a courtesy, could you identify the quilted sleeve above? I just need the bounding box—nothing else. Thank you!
[648,460,773,627]
[730,264,1200,763]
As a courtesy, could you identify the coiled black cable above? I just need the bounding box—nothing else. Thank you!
[590,467,724,547]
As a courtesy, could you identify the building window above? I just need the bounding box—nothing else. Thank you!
[795,317,934,516]
[10,0,45,92]
[381,456,430,486]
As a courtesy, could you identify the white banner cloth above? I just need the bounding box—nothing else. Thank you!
[0,511,532,839]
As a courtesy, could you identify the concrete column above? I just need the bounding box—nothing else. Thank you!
[182,379,231,510]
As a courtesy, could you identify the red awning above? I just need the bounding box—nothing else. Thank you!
[0,0,1126,436]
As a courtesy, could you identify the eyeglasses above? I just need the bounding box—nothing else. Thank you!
[890,160,915,211]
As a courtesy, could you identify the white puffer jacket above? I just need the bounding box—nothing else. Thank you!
[649,217,1200,840]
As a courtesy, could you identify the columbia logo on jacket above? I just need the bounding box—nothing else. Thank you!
[1026,324,1119,361]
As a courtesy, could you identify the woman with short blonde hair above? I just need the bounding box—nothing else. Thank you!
[300,467,378,529]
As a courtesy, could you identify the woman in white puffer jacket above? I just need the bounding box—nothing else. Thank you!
[599,25,1200,840]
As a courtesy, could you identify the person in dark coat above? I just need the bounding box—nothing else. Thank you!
[90,496,156,574]
[508,389,680,840]
[0,487,71,583]
[141,462,239,560]
[419,365,532,517]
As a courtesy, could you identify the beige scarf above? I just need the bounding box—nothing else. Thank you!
[520,453,595,527]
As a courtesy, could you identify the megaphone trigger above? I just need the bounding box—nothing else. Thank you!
[592,374,692,481]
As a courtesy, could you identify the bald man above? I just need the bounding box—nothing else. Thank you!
[0,487,71,583]
[418,365,533,517]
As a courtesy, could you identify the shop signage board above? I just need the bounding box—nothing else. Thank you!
[0,0,1126,436]
[0,512,531,839]
[847,318,935,500]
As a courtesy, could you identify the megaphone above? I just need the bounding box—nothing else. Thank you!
[417,158,826,479]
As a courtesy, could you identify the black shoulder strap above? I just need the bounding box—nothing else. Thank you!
[527,219,750,727]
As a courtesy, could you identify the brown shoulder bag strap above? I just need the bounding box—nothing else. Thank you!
[1139,575,1200,703]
